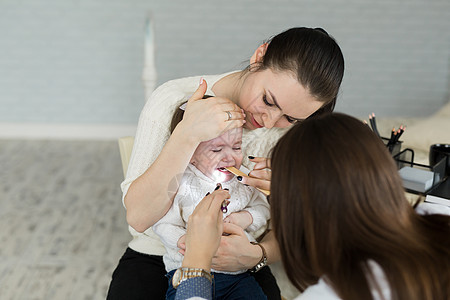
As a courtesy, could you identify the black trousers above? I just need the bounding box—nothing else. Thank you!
[107,247,281,300]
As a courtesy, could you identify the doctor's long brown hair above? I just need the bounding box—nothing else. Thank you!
[270,113,450,300]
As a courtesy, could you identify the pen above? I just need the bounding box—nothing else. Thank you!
[394,125,405,144]
[369,114,375,131]
[371,113,380,137]
[390,131,398,151]
[369,113,380,137]
[387,127,396,147]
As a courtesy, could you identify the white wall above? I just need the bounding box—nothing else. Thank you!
[0,0,449,138]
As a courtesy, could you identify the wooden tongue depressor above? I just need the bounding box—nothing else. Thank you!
[225,167,270,196]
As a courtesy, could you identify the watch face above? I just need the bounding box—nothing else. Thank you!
[172,269,182,287]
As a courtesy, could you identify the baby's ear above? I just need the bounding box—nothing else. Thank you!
[250,43,268,64]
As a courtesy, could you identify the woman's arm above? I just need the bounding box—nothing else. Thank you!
[125,123,200,232]
[181,190,229,270]
[125,80,245,232]
[174,188,230,300]
[259,230,281,265]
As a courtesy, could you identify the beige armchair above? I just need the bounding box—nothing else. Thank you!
[118,136,135,178]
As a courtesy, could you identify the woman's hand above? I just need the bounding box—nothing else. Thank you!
[240,157,271,192]
[210,223,262,272]
[182,188,231,270]
[178,79,246,143]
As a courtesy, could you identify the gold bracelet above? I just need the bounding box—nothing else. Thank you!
[249,242,268,273]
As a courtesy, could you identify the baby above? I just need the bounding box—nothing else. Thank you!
[152,104,270,299]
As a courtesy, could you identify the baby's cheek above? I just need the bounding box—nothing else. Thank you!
[235,155,244,168]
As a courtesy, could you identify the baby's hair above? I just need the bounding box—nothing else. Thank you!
[170,104,185,134]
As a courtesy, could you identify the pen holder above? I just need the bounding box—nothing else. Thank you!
[381,137,402,156]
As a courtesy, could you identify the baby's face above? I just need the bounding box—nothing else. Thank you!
[190,127,243,182]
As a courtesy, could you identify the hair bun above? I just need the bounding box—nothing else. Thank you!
[314,27,329,36]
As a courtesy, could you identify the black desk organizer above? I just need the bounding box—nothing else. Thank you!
[380,135,448,197]
[392,148,448,197]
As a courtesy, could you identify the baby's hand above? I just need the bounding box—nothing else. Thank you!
[223,211,253,230]
[177,234,186,255]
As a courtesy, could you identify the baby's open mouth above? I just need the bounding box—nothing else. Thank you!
[217,167,232,174]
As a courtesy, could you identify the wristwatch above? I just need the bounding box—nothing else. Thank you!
[172,267,213,289]
[249,242,268,273]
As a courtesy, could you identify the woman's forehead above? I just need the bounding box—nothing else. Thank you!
[262,70,322,119]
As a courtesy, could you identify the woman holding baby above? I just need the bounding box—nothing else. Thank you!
[107,27,345,299]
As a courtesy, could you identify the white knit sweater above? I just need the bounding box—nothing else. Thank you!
[121,72,288,256]
[152,164,270,273]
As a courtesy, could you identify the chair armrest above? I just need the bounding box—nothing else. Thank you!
[118,136,135,178]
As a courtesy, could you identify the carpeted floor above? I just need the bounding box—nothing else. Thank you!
[0,139,130,300]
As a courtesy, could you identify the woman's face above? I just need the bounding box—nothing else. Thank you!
[238,69,323,129]
[190,128,243,182]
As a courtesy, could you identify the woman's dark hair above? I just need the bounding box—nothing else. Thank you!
[270,113,450,299]
[251,27,344,116]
